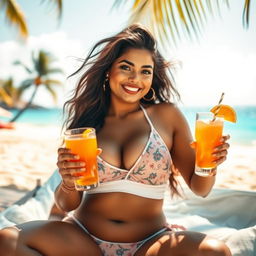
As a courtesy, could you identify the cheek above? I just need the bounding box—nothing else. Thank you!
[110,70,127,81]
[110,70,129,85]
[143,76,153,86]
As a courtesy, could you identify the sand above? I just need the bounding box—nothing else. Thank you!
[0,123,61,191]
[0,123,255,195]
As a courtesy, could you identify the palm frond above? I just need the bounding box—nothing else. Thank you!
[45,0,63,18]
[44,79,63,86]
[0,87,13,106]
[46,68,64,74]
[33,50,54,76]
[1,0,28,38]
[112,0,234,49]
[0,78,18,107]
[243,0,251,28]
[44,84,58,103]
[13,60,33,73]
[53,0,63,19]
[38,51,50,75]
[16,78,34,98]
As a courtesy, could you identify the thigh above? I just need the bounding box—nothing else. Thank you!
[4,220,102,256]
[135,230,230,256]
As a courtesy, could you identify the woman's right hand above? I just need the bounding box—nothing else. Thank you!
[56,148,86,187]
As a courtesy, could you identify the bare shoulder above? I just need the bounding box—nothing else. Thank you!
[142,103,189,137]
[148,103,187,125]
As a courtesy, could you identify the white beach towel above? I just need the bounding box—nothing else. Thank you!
[0,169,255,256]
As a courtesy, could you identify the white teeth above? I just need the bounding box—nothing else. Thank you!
[123,86,140,92]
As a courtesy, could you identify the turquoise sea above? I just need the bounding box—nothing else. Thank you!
[2,106,256,145]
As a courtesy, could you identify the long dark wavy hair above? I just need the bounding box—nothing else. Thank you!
[64,24,181,196]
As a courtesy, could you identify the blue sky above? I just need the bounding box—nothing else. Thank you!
[0,0,255,107]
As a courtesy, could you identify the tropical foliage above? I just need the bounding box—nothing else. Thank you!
[113,0,253,48]
[9,50,63,122]
[0,78,21,108]
[0,0,62,38]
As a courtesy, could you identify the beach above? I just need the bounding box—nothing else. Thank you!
[0,122,255,209]
[0,123,61,191]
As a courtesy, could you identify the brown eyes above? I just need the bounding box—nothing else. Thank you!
[119,65,152,75]
[120,65,130,71]
[142,70,152,75]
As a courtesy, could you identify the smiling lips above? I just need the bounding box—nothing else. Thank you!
[122,84,141,94]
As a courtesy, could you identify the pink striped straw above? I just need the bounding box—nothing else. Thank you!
[212,92,225,121]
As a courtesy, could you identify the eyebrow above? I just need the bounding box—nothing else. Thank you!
[118,59,153,69]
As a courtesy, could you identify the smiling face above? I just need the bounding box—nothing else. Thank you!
[108,48,154,104]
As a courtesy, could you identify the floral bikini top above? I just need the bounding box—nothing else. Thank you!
[86,105,172,199]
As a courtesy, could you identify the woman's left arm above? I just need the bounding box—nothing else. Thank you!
[169,106,230,197]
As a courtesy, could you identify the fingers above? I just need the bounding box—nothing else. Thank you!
[212,137,230,166]
[57,148,79,161]
[190,141,197,149]
[97,148,102,156]
[220,134,230,143]
[57,147,86,182]
[213,155,227,166]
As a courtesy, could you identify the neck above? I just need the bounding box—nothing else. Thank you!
[108,98,141,119]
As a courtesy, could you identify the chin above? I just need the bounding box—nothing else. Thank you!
[123,97,141,104]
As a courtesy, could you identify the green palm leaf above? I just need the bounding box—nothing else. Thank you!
[1,0,28,38]
[1,0,63,38]
[11,49,64,121]
[16,78,34,98]
[0,86,13,106]
[44,84,58,103]
[0,78,21,107]
[243,0,251,28]
[113,0,252,48]
[13,60,33,73]
[46,68,64,74]
[43,79,63,86]
[50,0,63,19]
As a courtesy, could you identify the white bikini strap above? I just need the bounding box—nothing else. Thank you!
[140,105,154,130]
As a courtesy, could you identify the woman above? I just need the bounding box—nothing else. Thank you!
[0,24,231,256]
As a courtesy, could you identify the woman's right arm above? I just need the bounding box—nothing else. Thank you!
[54,148,85,212]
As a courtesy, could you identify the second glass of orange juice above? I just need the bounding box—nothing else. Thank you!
[64,127,99,190]
[195,112,224,176]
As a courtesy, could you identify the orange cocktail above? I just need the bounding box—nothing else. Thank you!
[64,127,99,190]
[195,112,223,176]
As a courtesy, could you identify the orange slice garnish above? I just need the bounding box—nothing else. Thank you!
[82,128,93,138]
[210,104,237,123]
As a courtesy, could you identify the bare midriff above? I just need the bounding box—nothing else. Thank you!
[74,192,166,242]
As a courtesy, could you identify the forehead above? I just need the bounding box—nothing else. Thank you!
[115,48,154,67]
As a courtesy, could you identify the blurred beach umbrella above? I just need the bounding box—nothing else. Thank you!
[9,50,64,122]
[0,0,63,39]
[113,0,253,48]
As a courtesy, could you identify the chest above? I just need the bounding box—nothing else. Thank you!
[97,113,172,170]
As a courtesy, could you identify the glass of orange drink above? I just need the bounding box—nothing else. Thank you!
[195,112,224,176]
[64,127,99,190]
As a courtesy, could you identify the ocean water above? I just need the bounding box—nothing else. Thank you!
[2,106,256,145]
[180,106,256,145]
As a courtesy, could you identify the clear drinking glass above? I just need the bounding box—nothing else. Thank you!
[195,112,224,176]
[64,127,99,190]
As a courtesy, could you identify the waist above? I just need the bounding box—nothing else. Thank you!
[74,192,166,242]
[74,211,167,242]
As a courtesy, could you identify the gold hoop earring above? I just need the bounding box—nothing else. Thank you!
[143,87,156,101]
[103,74,109,92]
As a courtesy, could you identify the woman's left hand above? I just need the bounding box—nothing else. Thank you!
[212,135,230,166]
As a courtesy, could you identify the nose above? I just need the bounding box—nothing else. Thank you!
[128,70,138,82]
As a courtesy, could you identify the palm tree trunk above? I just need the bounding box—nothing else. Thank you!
[9,86,39,123]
